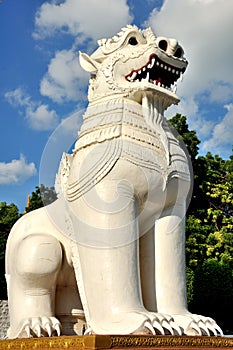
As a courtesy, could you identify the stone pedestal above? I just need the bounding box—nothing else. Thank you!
[0,301,9,339]
[0,335,232,350]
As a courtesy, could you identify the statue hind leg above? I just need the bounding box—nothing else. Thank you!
[6,233,62,338]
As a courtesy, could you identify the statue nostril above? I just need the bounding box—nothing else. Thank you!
[158,39,168,52]
[174,47,183,58]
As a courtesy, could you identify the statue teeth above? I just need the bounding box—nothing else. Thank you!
[151,58,155,67]
[125,53,184,92]
[172,82,177,93]
[131,72,137,79]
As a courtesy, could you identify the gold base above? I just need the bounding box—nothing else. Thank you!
[0,335,233,350]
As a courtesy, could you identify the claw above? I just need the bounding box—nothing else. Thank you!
[84,326,93,335]
[161,320,174,335]
[24,325,31,338]
[54,323,61,336]
[198,321,210,336]
[152,320,165,335]
[170,321,182,335]
[214,323,224,336]
[205,318,223,336]
[144,321,156,335]
[34,324,41,337]
[188,321,202,336]
[44,323,52,337]
[206,322,217,336]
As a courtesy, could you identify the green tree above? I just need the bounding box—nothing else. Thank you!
[189,259,233,334]
[187,152,233,333]
[168,114,200,161]
[168,114,202,215]
[168,114,233,333]
[0,202,20,299]
[25,184,57,213]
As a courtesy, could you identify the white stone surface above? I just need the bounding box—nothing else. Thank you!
[0,300,9,339]
[5,25,222,339]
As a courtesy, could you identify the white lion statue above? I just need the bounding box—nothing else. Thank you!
[5,25,223,338]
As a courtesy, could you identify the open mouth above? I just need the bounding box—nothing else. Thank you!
[125,54,186,92]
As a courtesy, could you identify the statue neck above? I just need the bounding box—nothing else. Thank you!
[87,92,174,130]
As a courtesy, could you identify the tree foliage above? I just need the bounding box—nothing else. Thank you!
[168,114,200,161]
[24,184,57,213]
[189,259,233,334]
[169,114,233,334]
[0,202,20,299]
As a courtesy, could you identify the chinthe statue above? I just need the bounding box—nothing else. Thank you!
[5,25,223,338]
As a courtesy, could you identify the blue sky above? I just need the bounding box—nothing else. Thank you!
[0,0,233,212]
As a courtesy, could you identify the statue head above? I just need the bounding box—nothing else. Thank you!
[79,25,188,107]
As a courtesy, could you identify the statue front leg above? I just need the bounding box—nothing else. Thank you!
[155,198,223,336]
[70,178,157,335]
[155,201,188,315]
[139,225,182,335]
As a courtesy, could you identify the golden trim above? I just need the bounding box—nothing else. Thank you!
[110,335,233,348]
[0,335,233,349]
[0,336,84,349]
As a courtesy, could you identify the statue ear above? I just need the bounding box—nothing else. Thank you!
[79,51,100,72]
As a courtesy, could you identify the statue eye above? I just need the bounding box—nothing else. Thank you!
[128,37,138,46]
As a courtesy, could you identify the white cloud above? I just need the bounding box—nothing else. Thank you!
[4,87,30,107]
[5,88,59,130]
[208,82,233,104]
[26,104,59,130]
[147,0,233,116]
[59,109,84,136]
[40,48,88,103]
[166,96,199,121]
[35,0,133,103]
[33,0,132,41]
[146,0,233,157]
[0,154,37,185]
[202,104,233,157]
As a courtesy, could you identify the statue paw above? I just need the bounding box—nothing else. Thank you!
[172,313,223,336]
[130,312,182,336]
[18,316,61,338]
[150,313,182,335]
[133,312,182,335]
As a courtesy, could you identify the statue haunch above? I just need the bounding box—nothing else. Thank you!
[6,25,223,338]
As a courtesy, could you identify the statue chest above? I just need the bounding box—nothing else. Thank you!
[74,100,166,156]
[73,101,190,182]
